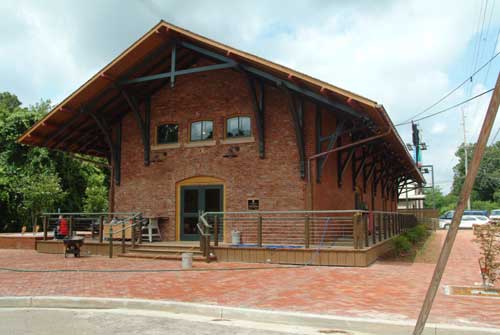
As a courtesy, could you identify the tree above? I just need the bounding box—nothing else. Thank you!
[0,92,109,232]
[83,171,108,213]
[15,172,66,229]
[451,142,500,209]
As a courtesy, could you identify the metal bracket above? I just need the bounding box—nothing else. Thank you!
[284,89,306,178]
[247,75,265,159]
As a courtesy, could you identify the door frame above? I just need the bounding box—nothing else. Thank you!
[180,185,223,241]
[175,176,225,241]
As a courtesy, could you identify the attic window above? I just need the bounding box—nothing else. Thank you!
[157,124,178,144]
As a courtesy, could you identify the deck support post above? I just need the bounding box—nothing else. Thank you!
[131,218,136,249]
[99,216,104,243]
[109,225,113,258]
[43,216,48,241]
[353,212,363,249]
[372,214,377,245]
[214,216,219,247]
[121,221,126,254]
[68,216,73,237]
[363,214,369,247]
[257,216,263,248]
[304,216,310,249]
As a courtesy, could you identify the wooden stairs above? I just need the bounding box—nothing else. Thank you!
[118,242,211,262]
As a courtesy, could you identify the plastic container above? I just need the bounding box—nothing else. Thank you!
[181,252,193,269]
[231,230,241,245]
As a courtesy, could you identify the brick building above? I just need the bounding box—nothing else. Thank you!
[19,21,423,242]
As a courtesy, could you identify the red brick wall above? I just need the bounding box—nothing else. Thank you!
[115,65,305,241]
[114,63,397,242]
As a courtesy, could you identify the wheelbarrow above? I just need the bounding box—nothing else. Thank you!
[63,236,84,258]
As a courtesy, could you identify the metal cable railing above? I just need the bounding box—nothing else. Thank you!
[200,210,418,250]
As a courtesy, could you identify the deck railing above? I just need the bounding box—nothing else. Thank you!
[40,212,146,257]
[199,210,417,252]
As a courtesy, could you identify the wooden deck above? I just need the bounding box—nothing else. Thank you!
[33,238,393,267]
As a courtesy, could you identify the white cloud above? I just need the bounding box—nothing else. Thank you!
[1,0,499,193]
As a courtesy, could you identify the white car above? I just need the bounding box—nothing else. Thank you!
[490,209,500,224]
[439,215,489,229]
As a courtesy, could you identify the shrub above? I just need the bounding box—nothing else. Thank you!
[406,224,429,244]
[393,235,412,255]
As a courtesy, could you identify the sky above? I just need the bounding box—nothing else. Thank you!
[1,0,500,193]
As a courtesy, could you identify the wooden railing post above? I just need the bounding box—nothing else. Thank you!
[109,224,113,258]
[378,214,382,242]
[372,213,376,245]
[121,221,126,254]
[214,216,219,247]
[131,218,136,249]
[69,216,73,237]
[138,217,143,244]
[364,214,369,247]
[99,216,104,243]
[258,215,263,248]
[43,216,48,241]
[383,214,388,240]
[353,212,362,249]
[304,216,310,249]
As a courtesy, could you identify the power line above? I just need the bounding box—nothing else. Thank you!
[396,87,494,126]
[397,51,500,125]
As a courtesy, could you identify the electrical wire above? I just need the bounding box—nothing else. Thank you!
[397,7,500,125]
[396,87,494,126]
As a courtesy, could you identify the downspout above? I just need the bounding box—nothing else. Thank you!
[306,128,393,210]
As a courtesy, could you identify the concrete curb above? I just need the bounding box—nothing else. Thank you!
[0,296,499,335]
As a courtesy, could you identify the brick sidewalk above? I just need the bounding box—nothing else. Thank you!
[0,230,498,328]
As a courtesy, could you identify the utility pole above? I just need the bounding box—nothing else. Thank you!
[461,108,471,210]
[413,72,500,335]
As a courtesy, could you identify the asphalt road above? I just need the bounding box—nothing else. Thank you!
[0,308,365,335]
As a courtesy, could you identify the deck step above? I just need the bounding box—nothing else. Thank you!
[118,253,207,261]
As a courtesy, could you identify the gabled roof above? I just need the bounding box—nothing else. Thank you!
[17,20,424,183]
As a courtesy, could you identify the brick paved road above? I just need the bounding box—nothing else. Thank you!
[0,230,498,328]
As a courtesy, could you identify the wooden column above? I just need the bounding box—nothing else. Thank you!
[258,215,263,248]
[214,216,219,247]
[304,216,310,249]
[99,216,104,243]
[69,216,73,237]
[43,216,48,241]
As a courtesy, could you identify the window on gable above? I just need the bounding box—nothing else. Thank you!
[157,123,178,144]
[190,120,213,142]
[226,116,251,138]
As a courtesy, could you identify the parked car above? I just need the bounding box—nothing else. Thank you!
[439,215,490,229]
[439,210,489,226]
[490,209,500,224]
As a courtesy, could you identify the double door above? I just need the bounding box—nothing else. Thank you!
[180,185,223,241]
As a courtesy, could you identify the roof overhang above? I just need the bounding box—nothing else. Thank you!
[17,20,424,184]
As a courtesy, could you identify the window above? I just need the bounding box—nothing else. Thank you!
[190,120,213,142]
[157,124,178,144]
[226,116,251,138]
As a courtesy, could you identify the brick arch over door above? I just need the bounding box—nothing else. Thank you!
[175,176,226,241]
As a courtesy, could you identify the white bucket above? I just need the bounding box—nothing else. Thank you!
[231,230,241,245]
[181,252,193,269]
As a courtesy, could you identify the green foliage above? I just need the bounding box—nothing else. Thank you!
[426,141,500,214]
[14,172,67,228]
[0,92,109,232]
[423,186,458,214]
[405,224,428,244]
[392,235,412,255]
[83,171,108,213]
